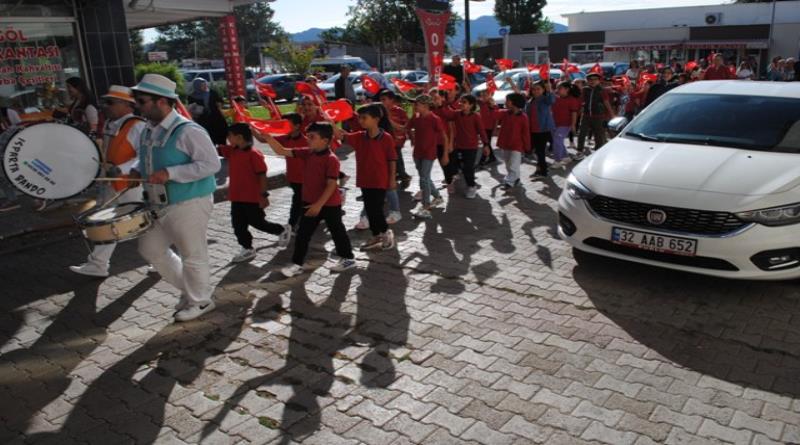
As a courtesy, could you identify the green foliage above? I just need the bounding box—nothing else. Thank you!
[129,30,146,65]
[494,0,548,34]
[263,40,318,75]
[134,62,185,96]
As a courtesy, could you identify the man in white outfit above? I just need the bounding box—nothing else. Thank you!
[130,74,221,322]
[70,85,147,277]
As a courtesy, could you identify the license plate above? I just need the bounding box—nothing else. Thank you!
[611,227,697,256]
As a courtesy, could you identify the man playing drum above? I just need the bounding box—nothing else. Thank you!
[130,74,221,322]
[70,85,146,277]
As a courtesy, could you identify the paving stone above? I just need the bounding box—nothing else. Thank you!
[421,406,475,437]
[729,411,783,440]
[383,413,438,443]
[595,375,643,398]
[572,400,625,427]
[499,415,553,443]
[531,388,581,414]
[537,408,592,436]
[462,420,516,445]
[343,420,400,444]
[617,413,671,442]
[697,418,753,445]
[649,406,703,434]
[580,421,637,445]
[347,399,400,427]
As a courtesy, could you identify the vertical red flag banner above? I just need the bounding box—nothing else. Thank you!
[415,7,451,82]
[219,15,246,98]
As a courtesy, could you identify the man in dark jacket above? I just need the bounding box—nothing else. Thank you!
[644,67,678,107]
[334,65,356,101]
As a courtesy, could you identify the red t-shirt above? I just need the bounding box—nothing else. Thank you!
[703,65,734,80]
[389,105,409,147]
[408,113,445,161]
[450,112,487,150]
[344,130,397,189]
[552,96,581,128]
[293,148,342,206]
[275,133,307,184]
[432,106,456,146]
[496,110,531,153]
[478,101,498,131]
[219,145,266,203]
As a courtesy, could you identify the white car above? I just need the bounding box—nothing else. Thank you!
[319,71,392,101]
[487,69,587,107]
[558,81,800,280]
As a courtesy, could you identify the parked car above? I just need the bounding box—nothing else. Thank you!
[579,62,630,80]
[383,70,428,84]
[255,73,304,102]
[310,56,372,77]
[319,71,393,101]
[478,69,586,107]
[558,81,800,280]
[181,68,258,99]
[471,68,528,95]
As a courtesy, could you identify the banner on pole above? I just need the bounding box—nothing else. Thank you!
[219,15,246,98]
[415,6,451,82]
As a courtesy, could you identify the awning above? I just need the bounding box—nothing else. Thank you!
[604,41,683,52]
[125,0,264,29]
[682,40,769,50]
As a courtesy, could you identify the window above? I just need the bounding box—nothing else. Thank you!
[569,43,604,64]
[0,0,74,17]
[521,47,549,65]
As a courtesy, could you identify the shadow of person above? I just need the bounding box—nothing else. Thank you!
[0,275,157,439]
[571,249,800,398]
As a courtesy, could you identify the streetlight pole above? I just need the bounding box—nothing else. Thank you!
[464,0,471,60]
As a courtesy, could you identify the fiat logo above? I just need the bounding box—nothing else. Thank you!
[647,209,667,225]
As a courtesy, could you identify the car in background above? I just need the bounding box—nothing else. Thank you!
[310,56,372,77]
[255,73,304,102]
[579,62,630,80]
[558,81,800,280]
[480,69,586,107]
[181,68,258,99]
[471,68,527,95]
[319,71,393,101]
[383,70,428,84]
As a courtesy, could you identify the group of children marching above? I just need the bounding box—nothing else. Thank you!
[217,77,590,275]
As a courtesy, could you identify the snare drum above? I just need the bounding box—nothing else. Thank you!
[1,123,101,200]
[78,202,153,244]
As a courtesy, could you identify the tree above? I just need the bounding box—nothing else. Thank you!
[263,40,318,75]
[129,30,146,65]
[494,0,548,34]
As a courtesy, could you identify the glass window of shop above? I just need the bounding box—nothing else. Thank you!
[0,20,84,114]
[0,0,74,17]
[569,43,604,64]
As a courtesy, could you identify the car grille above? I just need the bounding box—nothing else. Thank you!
[587,195,748,236]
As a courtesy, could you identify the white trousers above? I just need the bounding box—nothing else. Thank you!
[138,195,214,305]
[85,185,143,269]
[501,149,522,185]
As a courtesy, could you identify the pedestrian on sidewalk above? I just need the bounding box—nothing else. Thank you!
[257,113,307,230]
[525,80,555,180]
[407,94,447,219]
[448,94,489,199]
[496,93,530,190]
[550,81,581,169]
[378,90,407,224]
[577,72,615,158]
[219,123,292,263]
[477,89,499,167]
[431,90,457,191]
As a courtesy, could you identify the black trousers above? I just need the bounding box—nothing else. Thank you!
[289,182,303,227]
[361,188,388,236]
[292,204,353,265]
[452,149,478,187]
[532,132,552,175]
[578,117,607,152]
[231,201,285,249]
[395,146,410,179]
[437,145,455,184]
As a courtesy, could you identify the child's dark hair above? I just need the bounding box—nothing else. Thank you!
[357,103,394,133]
[532,80,547,90]
[307,122,334,142]
[459,94,478,113]
[282,112,303,127]
[378,89,397,101]
[557,81,581,98]
[506,93,526,110]
[228,123,253,144]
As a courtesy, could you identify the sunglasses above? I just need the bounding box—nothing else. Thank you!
[135,97,152,106]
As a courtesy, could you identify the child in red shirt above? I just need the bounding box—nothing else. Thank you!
[477,89,499,167]
[272,113,307,229]
[495,93,530,190]
[448,94,488,199]
[431,90,457,187]
[407,94,447,219]
[261,122,355,276]
[218,123,292,263]
[378,90,406,224]
[551,82,581,168]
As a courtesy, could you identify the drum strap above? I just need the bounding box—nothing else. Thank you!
[142,116,191,207]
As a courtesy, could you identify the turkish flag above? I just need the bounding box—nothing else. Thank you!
[589,63,604,75]
[321,99,354,122]
[639,72,658,87]
[496,58,514,71]
[527,63,538,72]
[391,78,420,93]
[561,58,570,72]
[249,119,292,136]
[255,82,277,99]
[486,73,498,95]
[685,61,698,72]
[566,64,581,74]
[539,64,550,80]
[438,73,457,91]
[231,99,249,123]
[295,81,326,104]
[361,75,380,95]
[463,60,481,74]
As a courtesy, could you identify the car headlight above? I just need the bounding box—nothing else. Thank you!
[565,173,595,200]
[736,203,800,227]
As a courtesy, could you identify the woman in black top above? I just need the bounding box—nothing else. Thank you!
[187,77,228,145]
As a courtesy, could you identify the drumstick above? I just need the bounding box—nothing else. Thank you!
[94,177,147,182]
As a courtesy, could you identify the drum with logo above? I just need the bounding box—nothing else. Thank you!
[1,123,101,200]
[77,202,154,244]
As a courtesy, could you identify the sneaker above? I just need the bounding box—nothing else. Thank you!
[386,211,402,225]
[354,216,370,230]
[329,258,356,272]
[413,191,422,201]
[531,172,548,180]
[174,301,216,322]
[232,247,257,263]
[430,197,444,207]
[173,295,190,315]
[281,264,305,277]
[146,265,158,274]
[0,201,20,212]
[278,224,292,248]
[500,183,512,191]
[573,151,585,161]
[338,174,350,187]
[412,208,432,219]
[360,236,383,251]
[381,229,396,250]
[69,263,109,278]
[465,187,477,199]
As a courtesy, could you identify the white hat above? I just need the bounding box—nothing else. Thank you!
[131,73,178,99]
[101,85,136,103]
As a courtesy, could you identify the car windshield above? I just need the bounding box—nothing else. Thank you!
[624,93,800,152]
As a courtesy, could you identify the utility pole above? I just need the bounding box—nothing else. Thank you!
[464,0,471,60]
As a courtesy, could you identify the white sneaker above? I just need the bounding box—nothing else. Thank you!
[412,208,432,219]
[69,263,109,278]
[174,301,216,322]
[232,247,257,263]
[360,236,383,251]
[329,258,356,272]
[465,187,477,199]
[281,264,305,277]
[146,265,158,274]
[278,224,292,248]
[354,216,370,230]
[386,211,402,225]
[413,191,422,201]
[430,197,444,207]
[381,229,396,250]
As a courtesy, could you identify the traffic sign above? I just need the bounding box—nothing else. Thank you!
[499,28,508,37]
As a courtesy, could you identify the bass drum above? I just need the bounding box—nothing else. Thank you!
[1,123,101,200]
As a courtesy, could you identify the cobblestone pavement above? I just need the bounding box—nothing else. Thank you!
[1,144,799,445]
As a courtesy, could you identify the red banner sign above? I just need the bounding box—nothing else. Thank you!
[219,15,245,98]
[415,7,451,82]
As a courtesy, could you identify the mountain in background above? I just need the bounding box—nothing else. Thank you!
[289,15,567,48]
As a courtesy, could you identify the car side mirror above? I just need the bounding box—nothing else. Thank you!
[607,116,629,136]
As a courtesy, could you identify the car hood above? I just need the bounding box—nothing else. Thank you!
[587,137,800,197]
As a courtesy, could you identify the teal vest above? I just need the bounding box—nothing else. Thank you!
[140,120,216,205]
